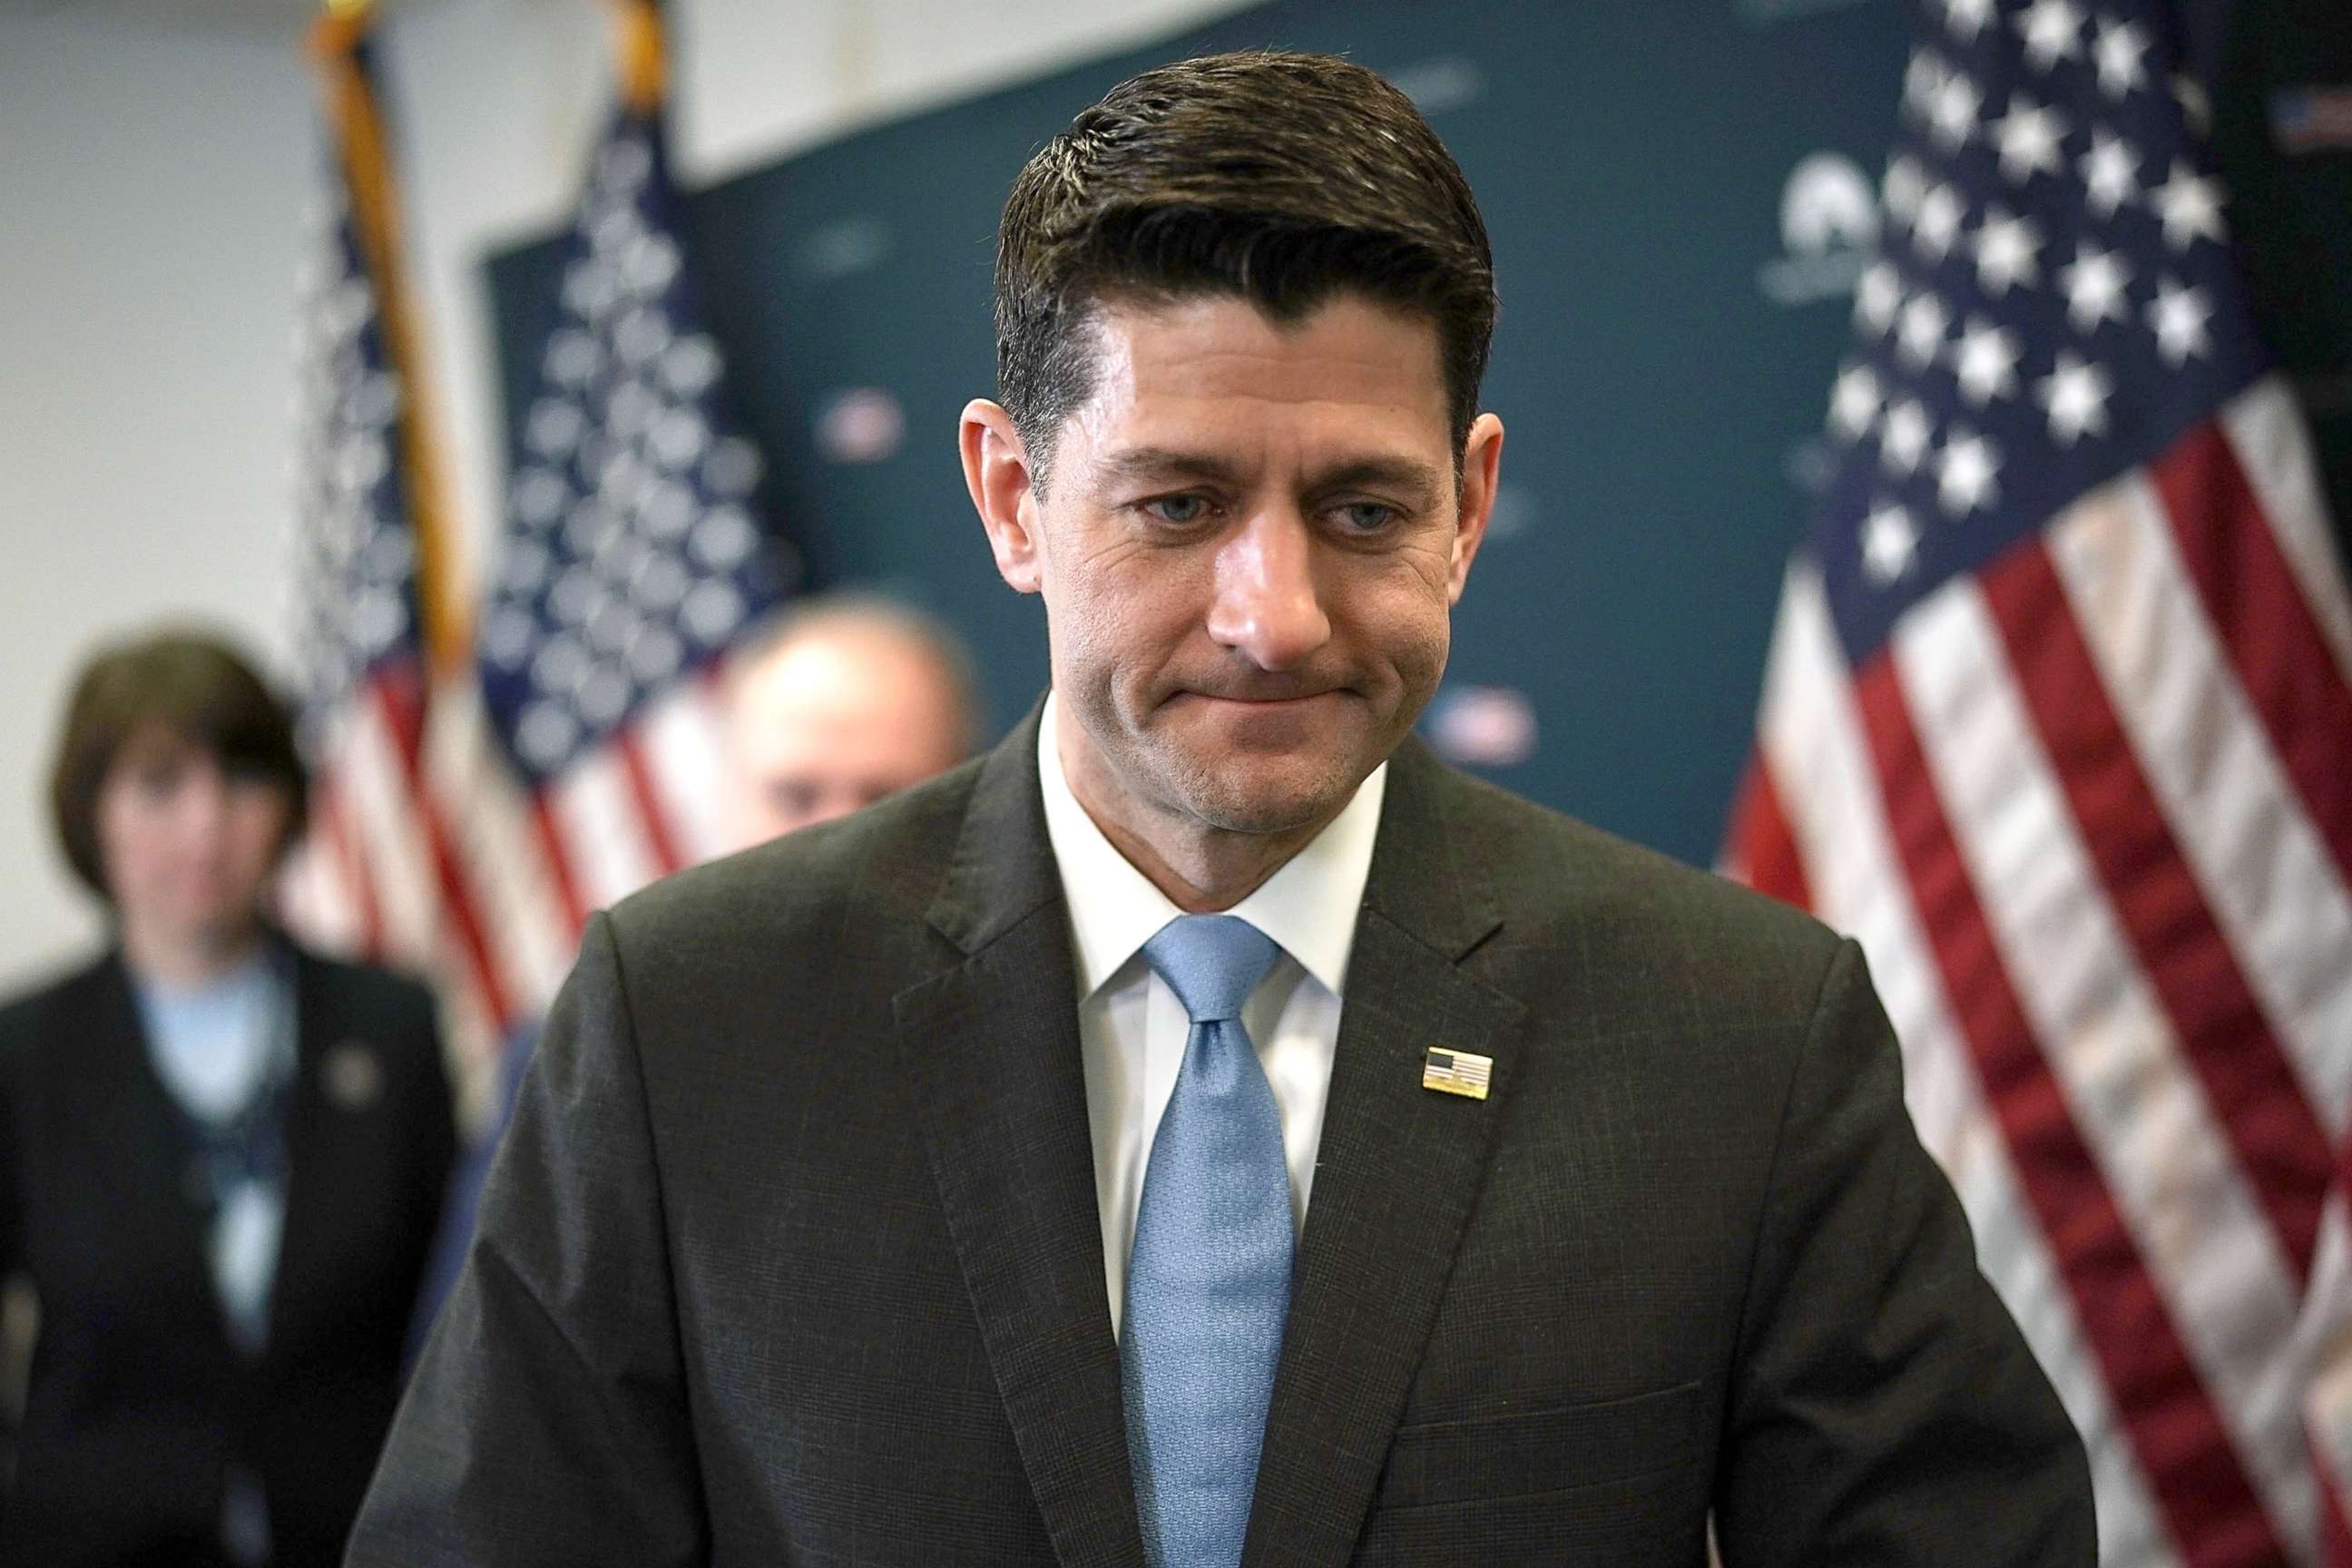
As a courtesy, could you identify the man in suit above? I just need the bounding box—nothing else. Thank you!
[351,50,2093,1565]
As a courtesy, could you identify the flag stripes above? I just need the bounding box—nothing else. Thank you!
[2045,466,2352,1133]
[1982,534,2331,1280]
[1724,2,2351,1555]
[2151,426,2352,885]
[635,672,736,867]
[2220,385,2352,680]
[614,730,688,879]
[287,4,518,1087]
[1915,572,2321,1553]
[2306,1173,2352,1565]
[466,0,796,972]
[1752,565,2181,1568]
[1853,640,2292,1568]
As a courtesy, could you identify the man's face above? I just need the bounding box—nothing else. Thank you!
[969,291,1502,842]
[727,627,968,844]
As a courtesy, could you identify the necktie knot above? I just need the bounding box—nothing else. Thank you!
[1142,915,1279,1024]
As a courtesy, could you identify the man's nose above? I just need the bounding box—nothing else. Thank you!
[1206,509,1332,670]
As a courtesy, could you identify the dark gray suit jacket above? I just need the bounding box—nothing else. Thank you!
[352,708,2092,1566]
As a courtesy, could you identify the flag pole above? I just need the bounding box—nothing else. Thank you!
[611,0,668,117]
[309,0,472,678]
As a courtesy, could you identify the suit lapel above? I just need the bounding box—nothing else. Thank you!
[897,706,1148,1568]
[266,944,342,1357]
[1243,740,1525,1568]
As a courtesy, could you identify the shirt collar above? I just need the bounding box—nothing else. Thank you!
[1038,691,1387,1001]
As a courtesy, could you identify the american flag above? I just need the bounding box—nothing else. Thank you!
[1720,1,2352,1563]
[284,2,516,1071]
[475,0,795,940]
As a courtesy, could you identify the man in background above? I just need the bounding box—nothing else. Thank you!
[723,593,983,846]
[409,590,980,1348]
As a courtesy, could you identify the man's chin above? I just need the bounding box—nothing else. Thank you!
[1158,753,1372,837]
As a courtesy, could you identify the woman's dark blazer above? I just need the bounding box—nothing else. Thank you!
[0,938,456,1567]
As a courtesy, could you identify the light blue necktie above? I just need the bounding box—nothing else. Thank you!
[1122,915,1292,1568]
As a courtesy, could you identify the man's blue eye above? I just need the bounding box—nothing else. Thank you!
[1150,495,1210,524]
[1338,503,1397,532]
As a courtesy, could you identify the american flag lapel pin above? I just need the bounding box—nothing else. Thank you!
[1422,1046,1493,1101]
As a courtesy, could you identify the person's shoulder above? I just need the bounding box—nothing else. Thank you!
[289,945,449,1097]
[291,941,438,1022]
[0,950,119,1056]
[1416,754,1847,1020]
[605,752,985,957]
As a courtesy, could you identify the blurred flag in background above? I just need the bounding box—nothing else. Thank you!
[1723,0,2352,1563]
[474,0,798,943]
[285,0,798,1118]
[282,0,514,1073]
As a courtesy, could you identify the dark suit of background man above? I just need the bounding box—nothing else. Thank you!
[352,50,2095,1566]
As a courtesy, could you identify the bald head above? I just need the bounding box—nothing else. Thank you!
[724,597,979,847]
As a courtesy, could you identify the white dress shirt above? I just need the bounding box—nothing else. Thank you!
[1037,693,1387,1338]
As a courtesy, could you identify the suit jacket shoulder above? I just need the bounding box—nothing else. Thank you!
[292,944,438,1024]
[1383,740,1847,1034]
[0,953,125,1072]
[606,752,987,985]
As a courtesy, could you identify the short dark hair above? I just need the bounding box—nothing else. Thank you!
[994,50,1497,485]
[47,627,309,901]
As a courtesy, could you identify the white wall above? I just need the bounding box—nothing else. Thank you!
[0,0,1248,991]
[0,10,320,987]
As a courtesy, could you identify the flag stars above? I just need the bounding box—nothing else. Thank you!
[1936,428,2003,515]
[1939,0,1996,44]
[2148,277,2213,365]
[2080,131,2141,218]
[2038,350,2114,445]
[1897,292,1952,369]
[2172,74,2212,134]
[1881,399,1934,475]
[526,398,585,460]
[1914,184,1965,262]
[1829,363,1883,441]
[1953,318,2024,405]
[2092,15,2151,99]
[1883,156,1927,232]
[594,135,653,198]
[2153,162,2227,250]
[1905,49,1947,122]
[1854,261,1904,336]
[1994,96,2069,185]
[1930,71,1984,152]
[2015,0,2084,70]
[2060,242,2132,332]
[1862,501,1922,584]
[1973,206,2044,295]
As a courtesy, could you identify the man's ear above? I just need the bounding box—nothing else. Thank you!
[1446,412,1505,605]
[960,399,1044,594]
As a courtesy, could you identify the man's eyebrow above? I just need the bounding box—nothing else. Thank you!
[1094,448,1440,507]
[1094,447,1245,487]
